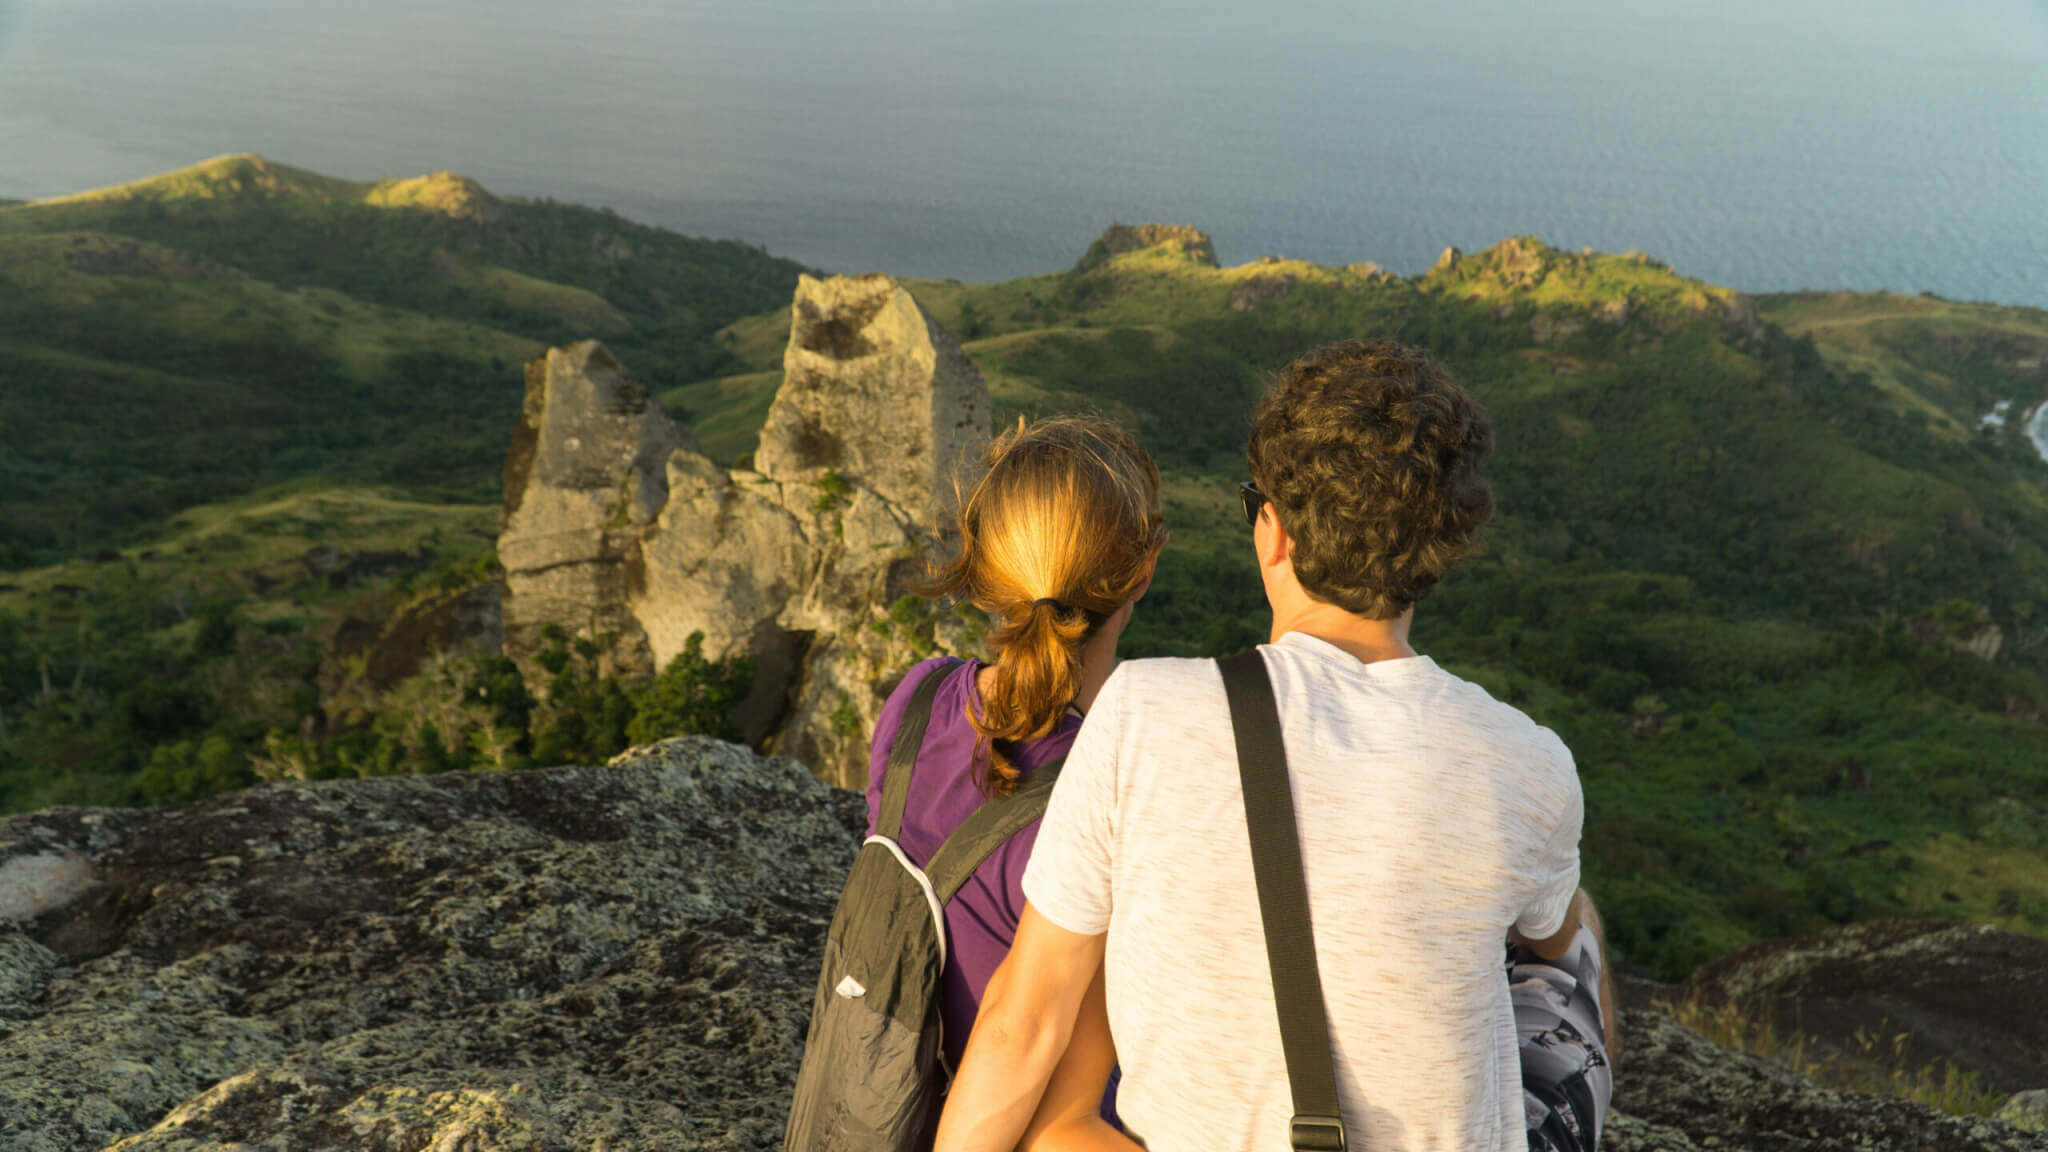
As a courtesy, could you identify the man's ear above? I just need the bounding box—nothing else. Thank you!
[1257,510,1292,571]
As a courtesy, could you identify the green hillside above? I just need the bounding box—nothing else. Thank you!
[1,160,2044,979]
[0,154,804,564]
[682,237,2048,975]
[1757,290,2048,437]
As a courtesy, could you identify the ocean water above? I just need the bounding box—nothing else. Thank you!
[0,0,2045,305]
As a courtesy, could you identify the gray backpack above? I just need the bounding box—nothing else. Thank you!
[783,663,1063,1151]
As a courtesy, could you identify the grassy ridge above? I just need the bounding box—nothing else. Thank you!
[1758,290,2048,439]
[0,155,805,565]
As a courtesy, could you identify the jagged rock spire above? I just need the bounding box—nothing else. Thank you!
[499,280,993,787]
[757,274,991,528]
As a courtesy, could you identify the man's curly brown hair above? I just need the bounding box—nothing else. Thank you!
[1247,339,1494,619]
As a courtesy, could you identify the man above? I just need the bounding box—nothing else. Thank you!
[932,339,1616,1152]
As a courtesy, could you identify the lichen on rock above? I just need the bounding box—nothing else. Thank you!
[1,738,865,1152]
[7,759,2045,1151]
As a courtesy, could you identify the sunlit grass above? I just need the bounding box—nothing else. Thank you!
[1662,990,2011,1117]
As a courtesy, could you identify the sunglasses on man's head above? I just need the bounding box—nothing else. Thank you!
[1239,480,1268,528]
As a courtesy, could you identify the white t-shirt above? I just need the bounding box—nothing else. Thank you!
[1023,633,1581,1152]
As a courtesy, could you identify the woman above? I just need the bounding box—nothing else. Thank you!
[865,415,1164,1144]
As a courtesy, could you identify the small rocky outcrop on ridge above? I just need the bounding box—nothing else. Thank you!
[499,275,992,788]
[1074,222,1218,272]
[1227,273,1298,313]
[1420,235,1768,352]
[4,759,2043,1152]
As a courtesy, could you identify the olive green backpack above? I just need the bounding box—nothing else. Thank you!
[783,664,1062,1151]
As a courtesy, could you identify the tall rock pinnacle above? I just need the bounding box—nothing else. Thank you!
[499,278,993,788]
[499,342,690,679]
[757,274,990,528]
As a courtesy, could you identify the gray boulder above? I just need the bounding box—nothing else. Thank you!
[0,739,863,1152]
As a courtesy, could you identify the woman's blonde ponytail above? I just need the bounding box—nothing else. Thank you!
[919,417,1165,795]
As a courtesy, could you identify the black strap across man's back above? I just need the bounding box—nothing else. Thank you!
[1220,649,1350,1152]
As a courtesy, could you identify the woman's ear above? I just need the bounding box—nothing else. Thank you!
[1133,552,1161,603]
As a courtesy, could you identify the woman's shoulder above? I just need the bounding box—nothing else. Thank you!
[873,657,972,749]
[867,656,980,813]
[888,656,970,709]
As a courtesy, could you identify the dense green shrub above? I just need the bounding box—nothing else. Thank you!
[628,633,756,746]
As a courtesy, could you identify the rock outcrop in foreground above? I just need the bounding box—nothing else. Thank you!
[1607,1011,2040,1152]
[4,755,2043,1151]
[1,740,861,1152]
[499,274,993,787]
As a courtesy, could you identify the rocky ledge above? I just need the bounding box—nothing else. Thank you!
[2,745,2042,1151]
[1,740,861,1151]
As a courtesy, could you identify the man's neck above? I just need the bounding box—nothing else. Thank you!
[1270,601,1417,665]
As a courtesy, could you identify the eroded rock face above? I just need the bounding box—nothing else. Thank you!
[756,274,990,530]
[499,342,690,680]
[1475,235,1554,289]
[0,739,864,1152]
[500,278,992,788]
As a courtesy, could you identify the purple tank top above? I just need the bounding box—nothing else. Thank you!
[865,657,1079,1072]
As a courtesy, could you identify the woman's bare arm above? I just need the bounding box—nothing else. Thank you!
[1019,960,1141,1152]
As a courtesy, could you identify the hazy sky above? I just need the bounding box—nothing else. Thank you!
[2,0,2045,300]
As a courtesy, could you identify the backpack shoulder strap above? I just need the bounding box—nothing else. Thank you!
[875,662,953,841]
[925,760,1063,907]
[1219,649,1350,1152]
